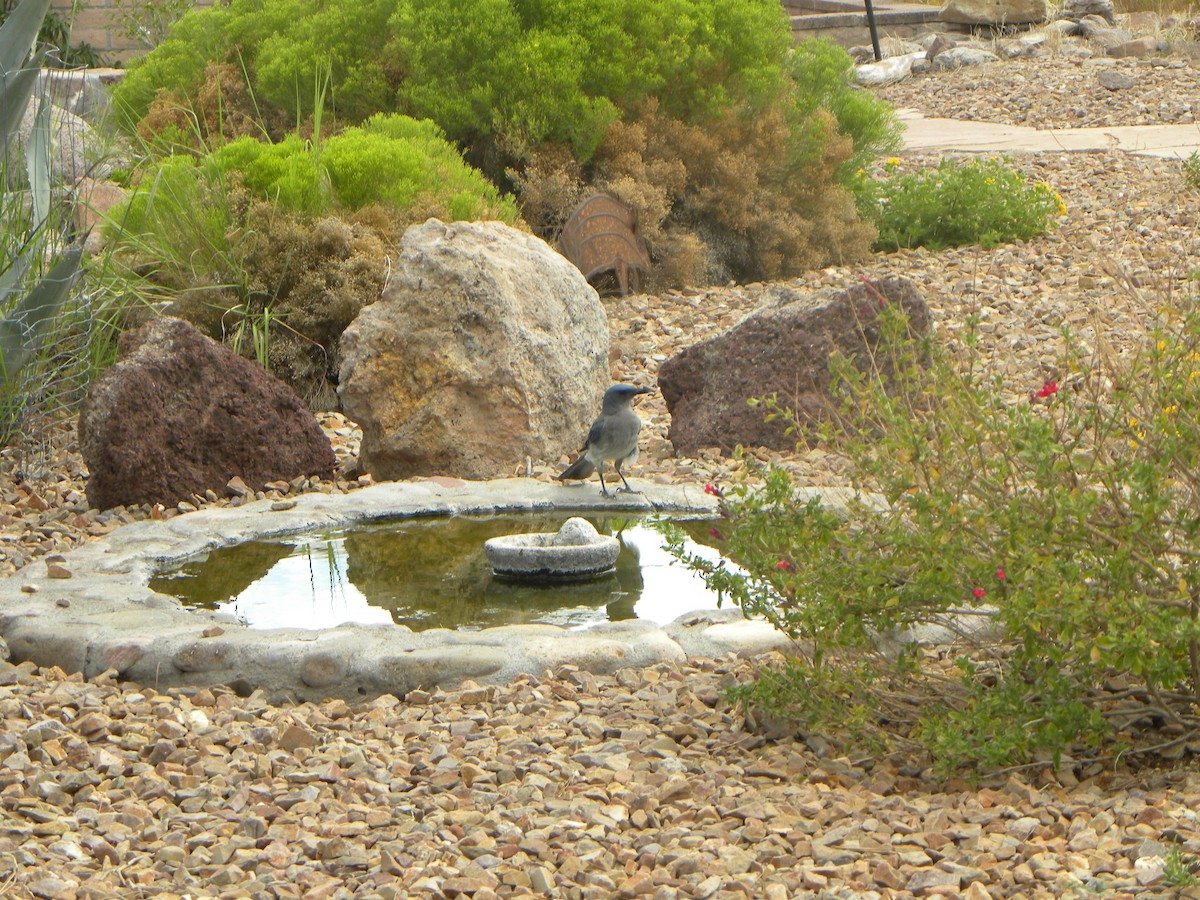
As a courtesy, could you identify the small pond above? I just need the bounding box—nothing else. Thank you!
[150,514,732,632]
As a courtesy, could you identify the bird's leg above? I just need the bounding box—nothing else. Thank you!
[615,462,639,494]
[597,462,611,497]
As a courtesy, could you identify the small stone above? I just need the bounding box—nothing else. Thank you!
[277,723,317,752]
[1097,69,1135,89]
[46,564,72,579]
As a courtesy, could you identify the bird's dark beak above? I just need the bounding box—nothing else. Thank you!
[634,387,655,396]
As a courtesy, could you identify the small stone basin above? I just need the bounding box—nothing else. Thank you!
[484,517,620,581]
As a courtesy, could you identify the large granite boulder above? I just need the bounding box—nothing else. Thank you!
[658,276,931,454]
[79,317,335,510]
[338,219,610,481]
[940,0,1048,25]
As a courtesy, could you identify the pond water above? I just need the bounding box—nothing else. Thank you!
[150,514,733,631]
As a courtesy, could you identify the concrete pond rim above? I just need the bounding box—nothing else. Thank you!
[0,478,864,703]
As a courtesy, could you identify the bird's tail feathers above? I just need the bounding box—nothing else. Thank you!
[555,456,595,482]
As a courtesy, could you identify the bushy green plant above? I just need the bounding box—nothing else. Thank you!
[110,3,234,132]
[1184,150,1200,190]
[110,0,901,287]
[202,116,517,221]
[322,115,518,219]
[855,156,1065,252]
[106,154,243,286]
[669,292,1200,772]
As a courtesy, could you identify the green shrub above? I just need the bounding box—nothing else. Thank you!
[1184,150,1200,190]
[104,154,244,294]
[211,136,329,217]
[111,0,901,287]
[110,4,233,132]
[788,37,901,176]
[322,115,518,220]
[200,116,517,221]
[669,295,1200,772]
[856,156,1065,252]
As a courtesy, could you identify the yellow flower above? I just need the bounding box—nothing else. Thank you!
[885,156,901,168]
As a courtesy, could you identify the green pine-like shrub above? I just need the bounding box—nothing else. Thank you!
[110,0,902,287]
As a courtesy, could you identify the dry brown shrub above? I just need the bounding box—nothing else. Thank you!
[507,143,588,243]
[139,62,290,149]
[232,204,389,408]
[513,98,875,290]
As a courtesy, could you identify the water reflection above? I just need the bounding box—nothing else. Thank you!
[151,515,729,631]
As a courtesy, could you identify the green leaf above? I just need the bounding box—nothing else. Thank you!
[0,0,52,76]
[0,245,84,382]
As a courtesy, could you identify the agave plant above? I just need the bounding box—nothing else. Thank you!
[0,0,85,438]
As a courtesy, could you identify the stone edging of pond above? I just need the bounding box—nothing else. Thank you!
[0,478,865,702]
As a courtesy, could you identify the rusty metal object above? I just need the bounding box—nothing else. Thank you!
[558,193,651,296]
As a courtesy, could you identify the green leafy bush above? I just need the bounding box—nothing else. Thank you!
[855,156,1065,252]
[670,294,1200,772]
[110,0,901,287]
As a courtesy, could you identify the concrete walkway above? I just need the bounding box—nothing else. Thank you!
[899,107,1200,158]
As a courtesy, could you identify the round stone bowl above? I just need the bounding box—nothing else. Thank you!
[484,517,620,581]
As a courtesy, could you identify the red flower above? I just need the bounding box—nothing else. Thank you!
[1036,380,1059,398]
[709,527,724,541]
[996,568,1006,581]
[776,560,794,572]
[972,587,986,599]
[704,483,723,497]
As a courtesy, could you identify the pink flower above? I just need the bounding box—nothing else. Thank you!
[776,560,794,572]
[1036,380,1059,398]
[972,587,986,599]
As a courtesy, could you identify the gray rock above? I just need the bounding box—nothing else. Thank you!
[855,52,925,87]
[338,219,610,481]
[1055,0,1116,23]
[10,99,111,190]
[1097,68,1136,89]
[666,609,796,658]
[997,32,1049,58]
[1076,18,1133,48]
[940,0,1048,25]
[932,47,1002,69]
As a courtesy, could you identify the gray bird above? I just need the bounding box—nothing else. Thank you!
[556,384,654,497]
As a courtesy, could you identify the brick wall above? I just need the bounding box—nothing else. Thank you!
[55,0,216,64]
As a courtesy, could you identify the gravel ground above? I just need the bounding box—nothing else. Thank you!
[4,43,1200,899]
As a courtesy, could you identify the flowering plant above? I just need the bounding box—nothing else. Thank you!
[667,298,1200,771]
